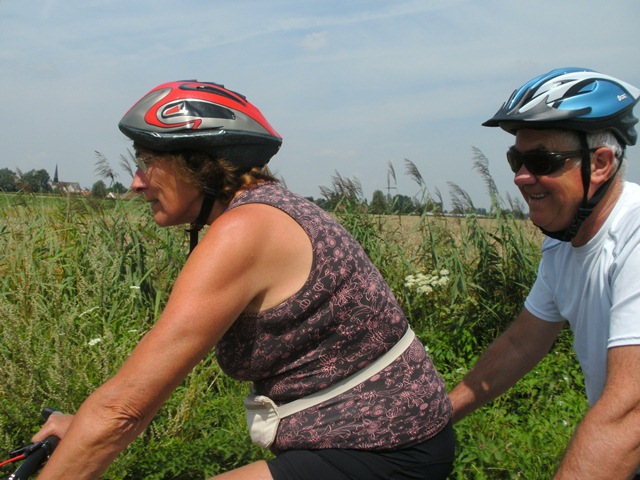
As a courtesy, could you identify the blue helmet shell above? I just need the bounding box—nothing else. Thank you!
[484,67,640,146]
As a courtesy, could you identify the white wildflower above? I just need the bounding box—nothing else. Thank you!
[88,337,102,346]
[404,275,417,288]
[404,269,450,296]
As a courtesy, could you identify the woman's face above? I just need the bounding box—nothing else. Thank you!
[130,151,203,227]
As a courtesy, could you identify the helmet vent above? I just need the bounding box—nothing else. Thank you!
[179,82,247,105]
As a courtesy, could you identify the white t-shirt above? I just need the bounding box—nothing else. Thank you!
[525,181,640,405]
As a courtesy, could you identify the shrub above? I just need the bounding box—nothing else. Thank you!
[329,204,587,479]
[0,189,587,479]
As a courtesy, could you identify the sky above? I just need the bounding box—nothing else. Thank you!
[2,0,639,210]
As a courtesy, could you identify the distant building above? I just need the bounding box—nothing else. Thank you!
[50,164,86,195]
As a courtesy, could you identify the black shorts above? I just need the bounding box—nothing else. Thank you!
[267,422,455,480]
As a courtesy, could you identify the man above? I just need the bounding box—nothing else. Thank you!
[449,67,640,479]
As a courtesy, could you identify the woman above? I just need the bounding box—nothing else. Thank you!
[34,80,455,479]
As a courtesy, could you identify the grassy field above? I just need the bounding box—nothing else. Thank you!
[0,192,587,479]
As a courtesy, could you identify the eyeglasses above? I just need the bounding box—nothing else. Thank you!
[506,147,597,176]
[134,155,158,173]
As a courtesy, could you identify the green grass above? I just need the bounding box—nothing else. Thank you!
[0,191,587,479]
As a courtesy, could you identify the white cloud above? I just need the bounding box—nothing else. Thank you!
[300,31,329,51]
[1,0,639,207]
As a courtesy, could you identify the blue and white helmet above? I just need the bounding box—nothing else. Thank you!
[483,67,640,146]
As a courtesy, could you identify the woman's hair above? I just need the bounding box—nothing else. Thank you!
[136,144,280,203]
[180,151,279,203]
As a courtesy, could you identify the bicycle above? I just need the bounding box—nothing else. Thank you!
[1,408,59,480]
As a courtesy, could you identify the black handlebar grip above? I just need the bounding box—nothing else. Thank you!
[9,436,59,480]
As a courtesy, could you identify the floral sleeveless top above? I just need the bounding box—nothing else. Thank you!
[215,182,451,452]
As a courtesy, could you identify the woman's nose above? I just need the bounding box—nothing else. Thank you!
[130,169,147,193]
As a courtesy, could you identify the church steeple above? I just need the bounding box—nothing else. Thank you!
[53,164,59,183]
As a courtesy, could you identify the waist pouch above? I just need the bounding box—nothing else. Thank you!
[244,328,416,448]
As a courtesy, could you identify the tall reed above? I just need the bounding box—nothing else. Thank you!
[323,157,587,478]
[1,152,587,479]
[0,193,266,478]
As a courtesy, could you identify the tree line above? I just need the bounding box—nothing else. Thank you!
[308,154,526,218]
[0,166,128,197]
[3,149,528,217]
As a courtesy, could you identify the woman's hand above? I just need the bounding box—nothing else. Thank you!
[32,413,75,443]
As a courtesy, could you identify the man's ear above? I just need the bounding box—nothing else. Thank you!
[590,147,617,186]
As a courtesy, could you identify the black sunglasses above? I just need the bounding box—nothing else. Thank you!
[506,147,596,176]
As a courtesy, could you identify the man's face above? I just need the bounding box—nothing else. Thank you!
[512,129,584,233]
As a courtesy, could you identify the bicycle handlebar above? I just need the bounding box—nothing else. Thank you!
[8,436,59,480]
[4,408,60,480]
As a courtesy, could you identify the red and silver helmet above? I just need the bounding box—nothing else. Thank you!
[119,80,282,169]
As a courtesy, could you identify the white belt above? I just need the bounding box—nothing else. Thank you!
[244,327,417,448]
[278,327,416,416]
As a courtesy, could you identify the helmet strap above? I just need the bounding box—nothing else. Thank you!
[540,132,622,242]
[186,186,218,254]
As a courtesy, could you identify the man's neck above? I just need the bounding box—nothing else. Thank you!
[571,180,624,247]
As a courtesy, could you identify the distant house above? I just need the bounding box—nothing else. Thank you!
[52,181,84,194]
[50,164,86,195]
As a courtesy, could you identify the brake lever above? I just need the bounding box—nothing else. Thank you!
[9,440,50,459]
